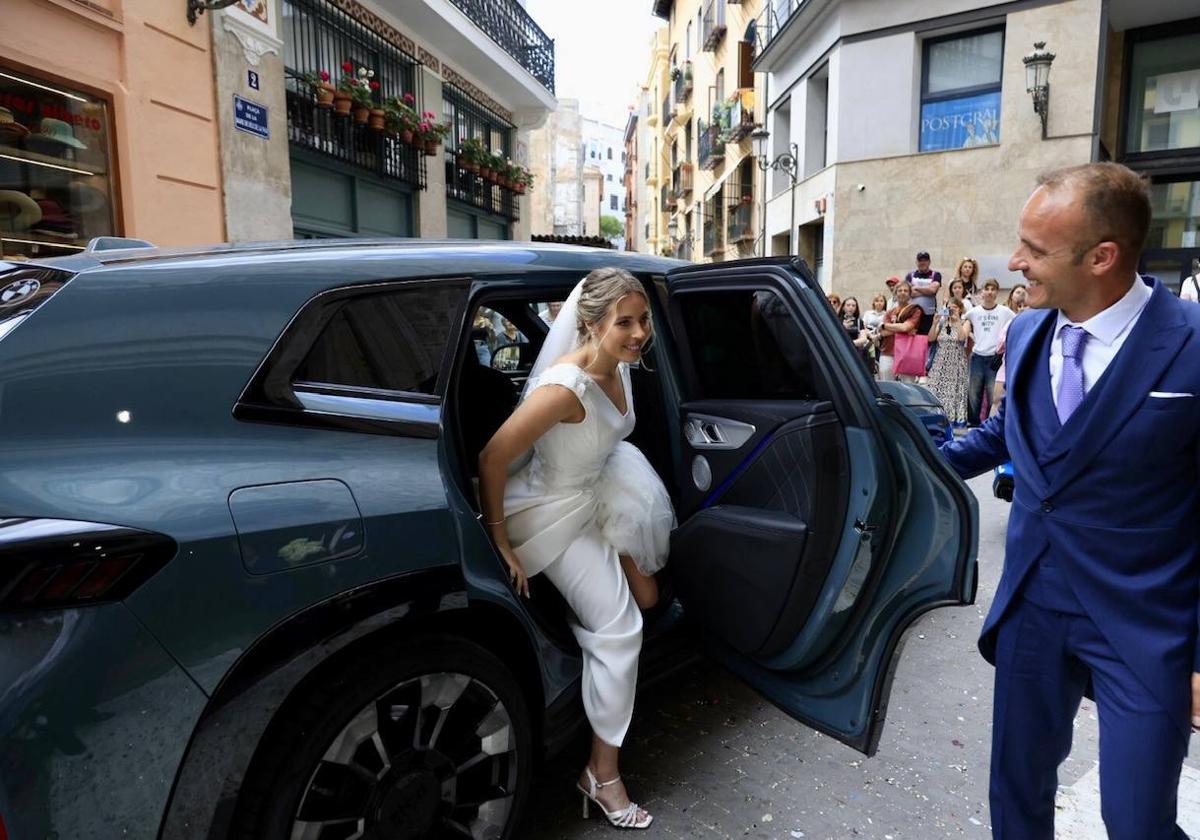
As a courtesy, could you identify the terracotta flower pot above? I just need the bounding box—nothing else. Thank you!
[316,83,335,109]
[516,183,526,195]
[333,92,353,115]
[480,167,491,179]
[353,106,370,125]
[466,162,479,174]
[424,140,438,156]
[368,108,386,130]
[456,154,468,169]
[400,129,414,144]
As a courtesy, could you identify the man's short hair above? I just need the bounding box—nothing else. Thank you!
[1035,162,1151,265]
[983,278,1001,291]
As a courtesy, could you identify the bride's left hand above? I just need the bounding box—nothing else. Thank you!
[498,544,530,598]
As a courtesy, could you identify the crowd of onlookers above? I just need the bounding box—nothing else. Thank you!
[832,255,1200,428]
[830,251,1028,428]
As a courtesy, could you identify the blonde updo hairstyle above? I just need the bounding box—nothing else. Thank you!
[575,267,654,368]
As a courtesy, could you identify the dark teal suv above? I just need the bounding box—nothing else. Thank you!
[0,241,976,840]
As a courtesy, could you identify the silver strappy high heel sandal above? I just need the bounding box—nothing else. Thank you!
[577,767,653,829]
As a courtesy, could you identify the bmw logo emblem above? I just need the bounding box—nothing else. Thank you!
[0,278,40,308]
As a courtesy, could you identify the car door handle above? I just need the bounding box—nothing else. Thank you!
[684,414,756,450]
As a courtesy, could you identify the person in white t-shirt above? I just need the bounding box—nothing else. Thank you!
[1181,259,1200,302]
[962,278,1015,426]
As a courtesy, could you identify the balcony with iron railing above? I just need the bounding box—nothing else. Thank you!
[673,61,693,103]
[703,208,723,257]
[719,89,757,143]
[726,201,754,246]
[672,162,693,201]
[702,0,726,51]
[445,0,556,93]
[674,238,693,261]
[698,121,725,171]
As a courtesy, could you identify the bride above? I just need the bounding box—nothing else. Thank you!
[478,267,675,830]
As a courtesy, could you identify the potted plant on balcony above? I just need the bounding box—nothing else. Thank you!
[298,70,335,108]
[332,61,355,115]
[338,62,378,125]
[513,167,533,195]
[417,112,449,155]
[386,94,419,143]
[670,66,681,81]
[458,137,485,173]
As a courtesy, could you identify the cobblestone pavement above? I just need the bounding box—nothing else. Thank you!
[524,474,1200,839]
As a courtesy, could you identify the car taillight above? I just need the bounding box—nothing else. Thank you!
[0,518,176,610]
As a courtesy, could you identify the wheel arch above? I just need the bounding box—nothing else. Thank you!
[157,565,546,840]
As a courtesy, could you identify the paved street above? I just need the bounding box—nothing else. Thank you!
[526,474,1200,839]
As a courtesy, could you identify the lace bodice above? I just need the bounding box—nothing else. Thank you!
[525,363,635,491]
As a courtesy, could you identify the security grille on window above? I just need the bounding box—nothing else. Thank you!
[443,86,519,222]
[919,26,1004,153]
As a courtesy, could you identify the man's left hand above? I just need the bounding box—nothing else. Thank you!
[1192,672,1200,731]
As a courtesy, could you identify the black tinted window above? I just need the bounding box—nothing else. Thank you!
[294,286,463,394]
[678,289,816,399]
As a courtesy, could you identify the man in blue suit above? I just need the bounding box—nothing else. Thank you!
[941,162,1200,839]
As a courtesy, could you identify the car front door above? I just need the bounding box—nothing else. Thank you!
[663,258,977,755]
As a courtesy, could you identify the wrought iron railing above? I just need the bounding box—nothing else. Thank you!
[674,238,693,261]
[672,162,693,199]
[446,0,556,93]
[282,0,418,107]
[698,121,725,170]
[285,89,426,190]
[702,0,726,51]
[673,61,693,103]
[282,0,427,189]
[727,202,754,244]
[757,0,806,55]
[721,90,757,142]
[443,86,519,221]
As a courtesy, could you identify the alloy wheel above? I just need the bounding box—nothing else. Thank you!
[290,671,518,840]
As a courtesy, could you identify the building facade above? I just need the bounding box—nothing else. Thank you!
[644,0,767,262]
[752,0,1200,301]
[583,117,627,246]
[1,0,225,260]
[624,109,640,249]
[212,0,555,243]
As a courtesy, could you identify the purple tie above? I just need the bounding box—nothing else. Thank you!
[1057,325,1089,424]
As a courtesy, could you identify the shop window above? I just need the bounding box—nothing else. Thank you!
[1124,30,1200,155]
[1147,178,1200,250]
[919,27,1004,152]
[0,68,116,259]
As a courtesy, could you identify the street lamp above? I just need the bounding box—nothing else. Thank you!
[667,214,694,261]
[751,127,799,257]
[1023,41,1056,139]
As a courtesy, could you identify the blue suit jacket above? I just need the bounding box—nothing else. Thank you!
[941,278,1200,730]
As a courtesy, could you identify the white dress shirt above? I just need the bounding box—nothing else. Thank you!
[1049,275,1152,409]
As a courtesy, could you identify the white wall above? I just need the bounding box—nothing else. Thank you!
[834,32,920,161]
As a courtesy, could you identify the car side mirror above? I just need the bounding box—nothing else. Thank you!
[491,343,524,372]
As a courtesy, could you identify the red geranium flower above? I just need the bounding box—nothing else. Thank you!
[419,122,430,132]
[341,60,353,73]
[369,80,380,90]
[319,70,330,82]
[403,92,415,104]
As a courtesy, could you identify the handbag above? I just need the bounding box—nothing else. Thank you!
[893,332,929,377]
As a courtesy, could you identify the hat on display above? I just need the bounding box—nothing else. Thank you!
[0,190,44,232]
[67,183,109,215]
[0,107,30,140]
[37,118,87,150]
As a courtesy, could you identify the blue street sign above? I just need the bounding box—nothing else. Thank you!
[234,95,269,140]
[247,70,260,90]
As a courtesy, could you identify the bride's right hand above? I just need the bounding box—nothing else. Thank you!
[498,544,530,598]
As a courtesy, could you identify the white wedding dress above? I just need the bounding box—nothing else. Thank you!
[503,361,675,746]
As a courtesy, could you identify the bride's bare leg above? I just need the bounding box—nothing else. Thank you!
[580,734,649,822]
[619,554,658,610]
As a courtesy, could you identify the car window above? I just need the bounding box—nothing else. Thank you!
[471,305,530,367]
[678,289,817,400]
[293,285,463,394]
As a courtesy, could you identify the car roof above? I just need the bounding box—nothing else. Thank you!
[30,239,684,276]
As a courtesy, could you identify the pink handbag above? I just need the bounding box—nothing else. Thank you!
[893,332,929,378]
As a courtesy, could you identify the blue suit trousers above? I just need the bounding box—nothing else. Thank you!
[990,595,1190,839]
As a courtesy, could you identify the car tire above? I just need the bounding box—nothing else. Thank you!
[231,634,533,840]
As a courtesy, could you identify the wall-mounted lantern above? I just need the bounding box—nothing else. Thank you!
[1023,41,1056,139]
